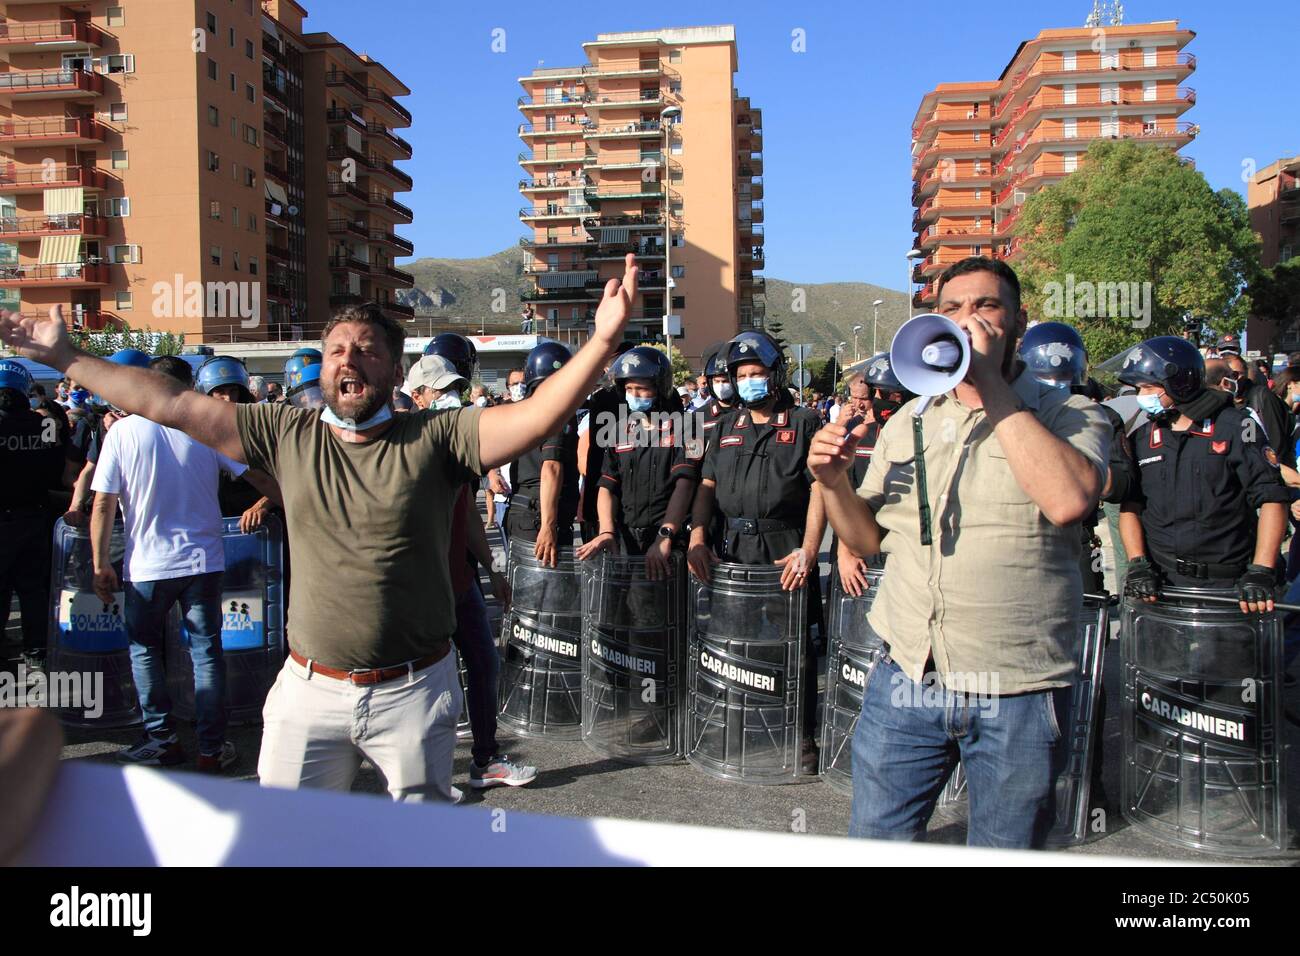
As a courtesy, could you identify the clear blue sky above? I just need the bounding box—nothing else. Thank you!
[304,0,1295,290]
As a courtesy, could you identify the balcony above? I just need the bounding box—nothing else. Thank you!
[0,212,106,239]
[366,123,413,159]
[0,68,104,100]
[325,107,367,133]
[581,89,665,110]
[740,276,766,295]
[264,162,290,185]
[328,254,371,274]
[0,19,106,52]
[0,163,106,192]
[381,300,415,319]
[0,262,108,286]
[368,192,413,222]
[912,136,993,174]
[1033,50,1196,80]
[329,292,364,308]
[583,120,663,139]
[262,33,284,64]
[995,121,1199,174]
[517,148,588,166]
[518,234,597,249]
[366,155,412,191]
[518,120,585,139]
[326,179,369,210]
[587,243,664,260]
[369,229,414,256]
[523,261,598,275]
[584,182,665,202]
[0,116,105,146]
[520,286,601,303]
[327,218,368,241]
[520,204,594,221]
[919,223,994,249]
[325,69,368,101]
[366,86,412,126]
[370,263,414,288]
[912,103,993,148]
[992,86,1197,147]
[263,119,288,146]
[520,176,587,192]
[582,212,665,234]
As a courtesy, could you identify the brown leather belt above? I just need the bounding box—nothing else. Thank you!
[289,643,450,685]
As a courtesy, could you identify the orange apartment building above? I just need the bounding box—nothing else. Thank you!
[517,25,763,366]
[1245,155,1299,351]
[910,20,1196,309]
[0,0,414,343]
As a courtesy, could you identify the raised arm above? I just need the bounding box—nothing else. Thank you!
[477,255,636,470]
[0,306,244,462]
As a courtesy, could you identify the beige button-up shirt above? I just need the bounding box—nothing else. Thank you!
[857,370,1111,695]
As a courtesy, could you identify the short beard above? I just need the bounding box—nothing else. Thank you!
[322,382,392,425]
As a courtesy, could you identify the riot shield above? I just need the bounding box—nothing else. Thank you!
[819,555,886,794]
[168,515,286,725]
[46,518,178,728]
[580,551,685,764]
[1121,587,1287,857]
[686,562,807,785]
[497,537,584,739]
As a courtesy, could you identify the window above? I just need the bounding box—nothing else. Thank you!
[114,291,132,311]
[1143,79,1157,102]
[104,198,130,217]
[246,83,256,103]
[230,72,236,92]
[249,216,257,233]
[244,168,256,187]
[207,150,220,171]
[109,244,141,264]
[245,39,254,60]
[670,202,683,219]
[671,296,685,309]
[668,80,681,95]
[1100,82,1120,104]
[230,117,237,138]
[668,49,682,63]
[670,141,682,156]
[106,54,134,74]
[210,245,222,266]
[110,103,127,122]
[249,257,258,276]
[208,58,218,81]
[209,201,221,219]
[243,124,259,146]
[208,105,220,126]
[670,265,685,278]
[231,161,239,182]
[111,150,128,170]
[229,27,236,47]
[1063,152,1079,173]
[233,251,240,271]
[206,12,217,34]
[671,231,684,248]
[232,206,240,227]
[972,130,981,142]
[106,6,125,26]
[1062,117,1077,140]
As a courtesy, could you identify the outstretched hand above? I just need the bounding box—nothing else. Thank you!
[591,254,638,348]
[0,305,72,370]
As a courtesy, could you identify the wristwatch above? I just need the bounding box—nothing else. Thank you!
[657,524,677,541]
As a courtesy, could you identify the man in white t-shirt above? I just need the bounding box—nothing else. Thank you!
[90,356,249,773]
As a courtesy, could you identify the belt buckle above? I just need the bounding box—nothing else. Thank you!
[741,519,757,535]
[1176,558,1206,579]
[347,667,377,686]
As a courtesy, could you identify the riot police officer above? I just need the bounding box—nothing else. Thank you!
[283,347,321,402]
[687,330,827,772]
[0,359,67,669]
[197,356,282,527]
[576,346,698,578]
[506,341,581,566]
[424,333,477,382]
[694,342,737,441]
[1118,336,1289,614]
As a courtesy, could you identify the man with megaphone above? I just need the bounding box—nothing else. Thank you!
[808,257,1113,848]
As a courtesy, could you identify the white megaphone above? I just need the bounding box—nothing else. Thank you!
[889,312,971,413]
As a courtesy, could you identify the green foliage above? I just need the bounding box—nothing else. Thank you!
[70,327,186,358]
[1246,256,1300,329]
[1014,140,1261,362]
[638,340,693,385]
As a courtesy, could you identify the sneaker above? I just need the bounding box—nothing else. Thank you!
[20,650,46,673]
[118,733,185,767]
[800,737,820,776]
[196,741,237,774]
[469,754,538,789]
[449,785,465,805]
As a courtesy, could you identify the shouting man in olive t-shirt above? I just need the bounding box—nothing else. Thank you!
[0,255,641,803]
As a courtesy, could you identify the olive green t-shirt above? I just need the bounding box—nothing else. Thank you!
[236,402,482,670]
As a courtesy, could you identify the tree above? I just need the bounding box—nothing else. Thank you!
[1013,140,1261,362]
[1246,256,1300,341]
[639,341,692,386]
[70,328,186,358]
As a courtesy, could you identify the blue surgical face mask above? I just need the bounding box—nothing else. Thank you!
[30,397,41,409]
[626,394,654,413]
[1136,394,1167,417]
[713,382,735,402]
[737,377,770,404]
[322,402,393,431]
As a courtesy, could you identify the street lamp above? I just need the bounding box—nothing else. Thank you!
[906,249,924,317]
[834,341,846,388]
[871,297,883,355]
[852,324,863,364]
[660,105,682,369]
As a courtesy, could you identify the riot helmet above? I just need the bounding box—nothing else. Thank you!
[1116,336,1205,403]
[284,348,322,393]
[725,330,787,406]
[424,333,478,383]
[287,362,325,409]
[196,355,253,402]
[523,341,571,397]
[1018,322,1087,389]
[611,346,673,411]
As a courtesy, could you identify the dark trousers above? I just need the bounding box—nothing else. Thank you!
[0,510,52,655]
[451,582,500,766]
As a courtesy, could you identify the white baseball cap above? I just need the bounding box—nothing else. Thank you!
[402,354,467,396]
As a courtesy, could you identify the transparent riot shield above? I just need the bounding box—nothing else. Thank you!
[686,562,807,784]
[819,555,886,795]
[580,551,684,764]
[168,515,285,726]
[1121,586,1287,857]
[46,518,177,728]
[497,537,584,739]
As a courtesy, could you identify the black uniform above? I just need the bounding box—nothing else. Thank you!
[598,415,699,555]
[505,416,580,543]
[1,402,67,657]
[1126,405,1289,587]
[694,396,735,443]
[1243,383,1295,469]
[579,386,622,535]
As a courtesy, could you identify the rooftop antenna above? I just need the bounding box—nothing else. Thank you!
[1084,0,1103,27]
[1109,1,1125,25]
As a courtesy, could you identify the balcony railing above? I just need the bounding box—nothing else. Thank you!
[381,265,414,285]
[0,213,106,237]
[520,176,587,190]
[369,192,413,220]
[326,180,369,203]
[0,163,106,189]
[382,300,416,318]
[584,120,663,136]
[0,68,104,95]
[520,204,594,219]
[266,243,291,260]
[366,123,413,157]
[328,218,368,239]
[366,86,412,124]
[0,116,105,142]
[328,255,371,272]
[0,262,108,284]
[325,107,367,129]
[325,69,368,98]
[0,19,106,46]
[523,261,599,274]
[367,155,413,190]
[584,182,665,200]
[262,34,284,63]
[369,229,414,256]
[583,212,664,229]
[1034,50,1196,78]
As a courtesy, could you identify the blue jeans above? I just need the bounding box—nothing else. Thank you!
[451,582,500,765]
[125,571,227,753]
[849,655,1070,849]
[1281,576,1300,670]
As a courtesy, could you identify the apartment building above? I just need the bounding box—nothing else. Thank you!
[0,0,413,342]
[1246,155,1299,351]
[909,19,1196,308]
[517,25,763,366]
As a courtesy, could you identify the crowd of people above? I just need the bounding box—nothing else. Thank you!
[1,250,1296,851]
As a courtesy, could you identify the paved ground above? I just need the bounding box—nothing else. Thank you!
[7,518,1299,865]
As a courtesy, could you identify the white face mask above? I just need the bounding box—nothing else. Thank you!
[434,392,462,410]
[474,396,487,408]
[509,383,526,402]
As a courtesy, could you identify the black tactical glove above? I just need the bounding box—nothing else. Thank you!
[1124,557,1161,601]
[1236,564,1276,611]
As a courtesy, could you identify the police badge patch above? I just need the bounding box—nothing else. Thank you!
[1264,446,1279,467]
